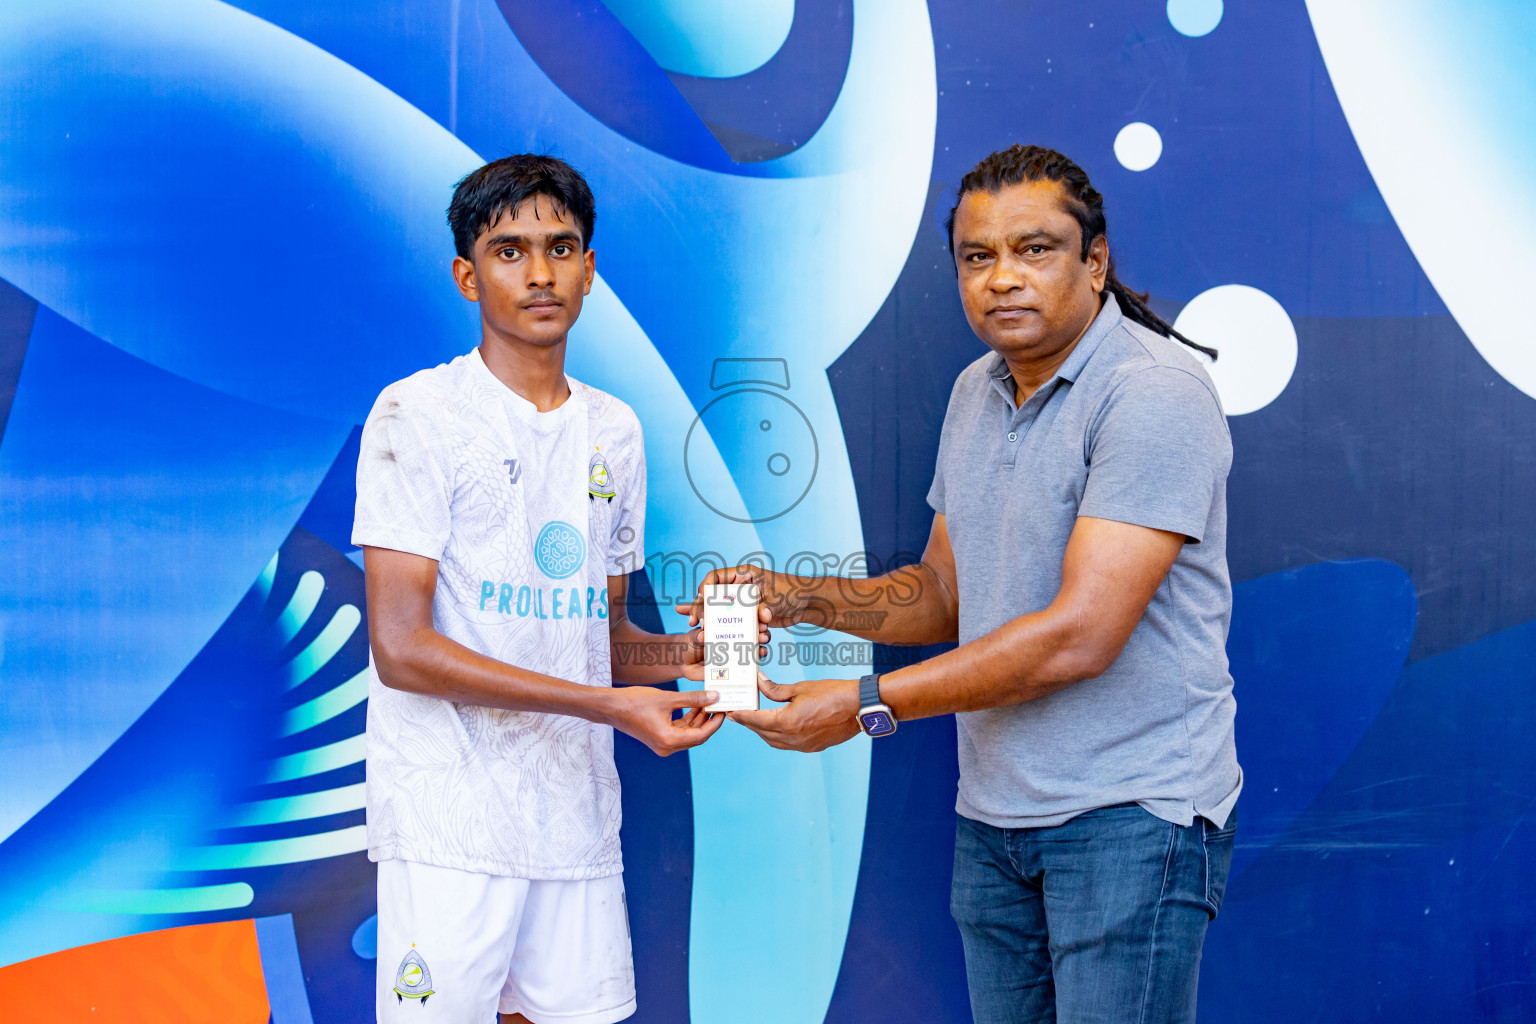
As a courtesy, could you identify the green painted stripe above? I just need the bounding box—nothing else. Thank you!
[282,668,369,736]
[56,883,254,915]
[266,733,366,783]
[255,551,279,601]
[275,570,325,645]
[226,782,366,827]
[177,825,368,872]
[284,604,360,689]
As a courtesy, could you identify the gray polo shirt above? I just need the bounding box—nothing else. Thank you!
[927,294,1241,830]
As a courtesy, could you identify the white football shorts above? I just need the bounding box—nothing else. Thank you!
[376,858,636,1023]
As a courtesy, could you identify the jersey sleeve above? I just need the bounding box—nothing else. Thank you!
[1078,366,1232,543]
[351,385,453,560]
[607,414,647,577]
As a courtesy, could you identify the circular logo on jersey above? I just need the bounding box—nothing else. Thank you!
[534,520,587,580]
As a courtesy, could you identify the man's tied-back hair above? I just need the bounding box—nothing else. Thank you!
[448,155,596,260]
[946,144,1217,361]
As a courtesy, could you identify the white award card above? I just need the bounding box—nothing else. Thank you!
[702,582,760,712]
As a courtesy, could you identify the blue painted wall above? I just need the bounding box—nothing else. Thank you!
[1,2,1533,1021]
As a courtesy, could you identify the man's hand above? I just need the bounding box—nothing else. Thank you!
[605,686,725,756]
[675,565,823,632]
[729,674,862,753]
[673,565,777,669]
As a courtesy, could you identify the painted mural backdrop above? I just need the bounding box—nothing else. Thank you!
[1,1,1533,1021]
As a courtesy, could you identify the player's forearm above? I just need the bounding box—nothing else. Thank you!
[877,603,1112,720]
[609,620,693,686]
[373,627,623,725]
[781,563,959,645]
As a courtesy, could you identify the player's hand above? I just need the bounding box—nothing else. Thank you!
[606,686,725,756]
[674,564,810,635]
[729,673,861,753]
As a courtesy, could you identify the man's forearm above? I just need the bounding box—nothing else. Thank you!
[375,627,623,725]
[877,604,1108,720]
[779,563,958,645]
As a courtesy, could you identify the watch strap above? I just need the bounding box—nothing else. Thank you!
[858,673,882,709]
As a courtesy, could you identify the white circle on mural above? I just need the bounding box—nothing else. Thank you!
[1167,0,1223,37]
[1174,284,1297,415]
[1114,122,1163,171]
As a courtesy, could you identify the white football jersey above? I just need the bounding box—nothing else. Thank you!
[353,348,646,879]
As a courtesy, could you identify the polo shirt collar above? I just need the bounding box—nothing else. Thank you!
[985,292,1124,392]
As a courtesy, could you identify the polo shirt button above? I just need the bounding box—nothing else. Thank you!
[1008,431,1018,442]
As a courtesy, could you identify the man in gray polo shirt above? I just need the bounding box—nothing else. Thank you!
[683,144,1240,1022]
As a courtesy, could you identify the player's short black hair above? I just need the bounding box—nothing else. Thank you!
[447,155,596,259]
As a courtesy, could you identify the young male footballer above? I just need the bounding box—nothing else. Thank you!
[354,155,760,1023]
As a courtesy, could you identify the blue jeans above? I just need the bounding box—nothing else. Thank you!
[950,803,1236,1024]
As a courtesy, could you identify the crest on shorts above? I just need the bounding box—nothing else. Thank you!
[393,946,434,1004]
[589,445,616,502]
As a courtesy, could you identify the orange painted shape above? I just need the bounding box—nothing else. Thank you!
[0,919,270,1024]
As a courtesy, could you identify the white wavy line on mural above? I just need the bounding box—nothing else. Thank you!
[273,571,325,645]
[177,825,368,871]
[227,783,367,828]
[282,603,360,688]
[281,667,369,736]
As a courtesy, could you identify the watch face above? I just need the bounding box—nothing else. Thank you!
[860,709,896,737]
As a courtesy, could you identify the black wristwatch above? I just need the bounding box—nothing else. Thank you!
[856,673,897,738]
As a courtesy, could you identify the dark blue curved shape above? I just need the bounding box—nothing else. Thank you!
[0,278,35,444]
[1200,614,1536,1021]
[927,0,1446,319]
[494,0,735,172]
[612,567,695,1024]
[295,426,366,555]
[1225,558,1417,876]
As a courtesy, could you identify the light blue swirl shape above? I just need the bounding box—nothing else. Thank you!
[600,0,792,77]
[0,305,350,844]
[223,4,938,1020]
[0,0,741,970]
[0,0,481,422]
[0,0,469,843]
[0,5,937,1024]
[534,520,588,580]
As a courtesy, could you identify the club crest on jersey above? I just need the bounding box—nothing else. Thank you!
[589,446,616,502]
[534,520,587,580]
[393,947,434,1004]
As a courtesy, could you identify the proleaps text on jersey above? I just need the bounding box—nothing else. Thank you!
[478,582,608,620]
